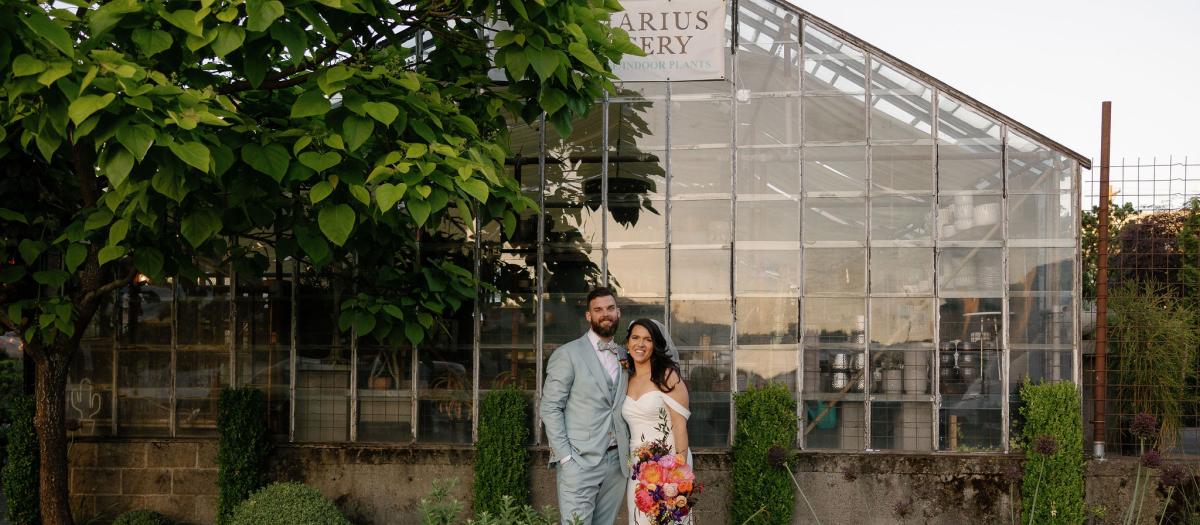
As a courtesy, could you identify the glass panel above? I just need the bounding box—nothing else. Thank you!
[737,200,800,242]
[618,299,667,332]
[670,299,731,348]
[543,293,591,348]
[938,195,1002,242]
[870,95,932,142]
[736,250,800,295]
[544,158,599,208]
[803,400,865,450]
[117,281,174,347]
[544,245,603,298]
[671,249,731,296]
[609,100,669,154]
[1009,193,1075,240]
[737,97,801,146]
[803,347,866,394]
[356,345,413,442]
[681,348,732,447]
[295,270,351,442]
[670,148,732,195]
[803,197,866,241]
[672,200,731,245]
[937,95,1001,143]
[417,313,473,443]
[737,347,797,390]
[608,198,665,245]
[870,195,932,241]
[803,24,866,95]
[608,249,666,298]
[870,248,933,295]
[803,95,866,143]
[67,338,115,437]
[804,248,865,295]
[736,44,800,94]
[938,248,1003,297]
[1007,132,1073,194]
[1009,248,1074,293]
[802,297,865,345]
[871,402,932,451]
[1010,293,1073,346]
[802,145,866,193]
[938,144,1002,192]
[1009,350,1072,388]
[871,145,933,193]
[938,298,1003,350]
[869,348,933,396]
[739,0,800,45]
[870,298,934,347]
[175,348,228,436]
[609,152,667,201]
[117,347,171,436]
[870,61,930,96]
[671,100,732,147]
[235,260,291,438]
[736,297,799,344]
[737,147,799,196]
[939,376,1003,450]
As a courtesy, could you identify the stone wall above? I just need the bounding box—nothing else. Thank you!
[65,439,1184,524]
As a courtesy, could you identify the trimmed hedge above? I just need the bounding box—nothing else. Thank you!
[1018,380,1084,525]
[1,395,37,525]
[473,386,529,515]
[113,509,173,525]
[217,387,271,525]
[229,482,349,525]
[732,383,797,525]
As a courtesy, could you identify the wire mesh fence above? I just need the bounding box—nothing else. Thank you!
[1081,158,1200,456]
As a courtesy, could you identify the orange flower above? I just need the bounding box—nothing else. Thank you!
[640,463,664,485]
[635,490,656,513]
[678,480,693,493]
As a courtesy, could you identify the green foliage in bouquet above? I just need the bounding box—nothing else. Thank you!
[732,383,797,525]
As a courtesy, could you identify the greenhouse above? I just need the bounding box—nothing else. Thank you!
[64,0,1087,455]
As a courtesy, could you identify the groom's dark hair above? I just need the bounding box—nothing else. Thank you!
[585,286,617,307]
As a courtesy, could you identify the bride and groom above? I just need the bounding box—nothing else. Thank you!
[541,287,693,525]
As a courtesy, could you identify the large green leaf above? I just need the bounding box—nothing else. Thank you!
[132,248,164,280]
[101,146,134,188]
[18,239,45,265]
[151,163,188,202]
[298,151,340,172]
[68,93,115,125]
[526,47,561,80]
[242,143,291,181]
[108,218,130,246]
[568,42,604,71]
[211,25,245,57]
[375,183,406,212]
[131,28,173,57]
[247,0,285,32]
[296,225,332,265]
[22,7,74,57]
[90,0,142,36]
[309,180,333,204]
[97,246,126,265]
[342,115,373,152]
[538,87,567,114]
[317,204,355,246]
[290,89,330,118]
[459,178,490,203]
[407,198,431,226]
[12,55,46,77]
[65,243,87,272]
[362,102,398,125]
[168,141,211,172]
[160,9,204,37]
[180,209,222,247]
[116,125,155,162]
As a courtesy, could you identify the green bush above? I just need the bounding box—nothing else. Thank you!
[732,382,797,525]
[1,395,38,525]
[1018,380,1084,525]
[0,357,23,454]
[1109,281,1200,448]
[473,386,529,515]
[229,482,349,525]
[1180,197,1200,306]
[217,387,272,525]
[113,509,173,525]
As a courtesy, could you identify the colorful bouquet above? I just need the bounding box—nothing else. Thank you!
[630,409,701,524]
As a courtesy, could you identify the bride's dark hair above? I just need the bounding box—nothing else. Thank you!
[624,318,681,394]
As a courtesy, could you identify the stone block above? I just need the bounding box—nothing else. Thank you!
[148,442,198,468]
[71,468,122,495]
[122,468,172,495]
[69,442,98,467]
[197,441,219,466]
[193,495,219,524]
[97,441,148,468]
[143,494,197,522]
[94,495,146,516]
[172,468,219,495]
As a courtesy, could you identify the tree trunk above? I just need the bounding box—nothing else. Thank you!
[33,344,75,525]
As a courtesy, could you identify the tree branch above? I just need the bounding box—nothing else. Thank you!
[79,267,134,308]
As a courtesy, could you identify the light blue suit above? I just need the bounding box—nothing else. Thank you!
[541,333,631,525]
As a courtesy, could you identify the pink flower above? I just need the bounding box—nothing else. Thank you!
[635,490,656,513]
[658,454,677,470]
[639,463,664,485]
[663,483,679,498]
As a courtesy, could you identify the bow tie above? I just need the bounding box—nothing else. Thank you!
[598,341,620,355]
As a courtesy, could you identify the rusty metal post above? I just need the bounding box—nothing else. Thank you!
[1093,101,1112,459]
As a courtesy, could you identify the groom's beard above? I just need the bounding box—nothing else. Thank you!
[590,317,618,338]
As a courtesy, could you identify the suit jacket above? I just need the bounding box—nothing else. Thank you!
[540,333,631,477]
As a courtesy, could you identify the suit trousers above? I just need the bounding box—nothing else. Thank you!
[555,448,625,525]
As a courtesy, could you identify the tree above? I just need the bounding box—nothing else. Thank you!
[1081,201,1136,299]
[0,0,640,521]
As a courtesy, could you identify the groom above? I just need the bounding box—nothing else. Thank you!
[541,287,631,525]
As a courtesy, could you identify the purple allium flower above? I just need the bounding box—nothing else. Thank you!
[1142,449,1163,469]
[1034,435,1059,456]
[1161,464,1190,487]
[1131,412,1158,439]
[767,445,789,468]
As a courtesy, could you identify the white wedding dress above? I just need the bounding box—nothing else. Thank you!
[623,390,692,525]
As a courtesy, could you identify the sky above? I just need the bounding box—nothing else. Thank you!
[789,0,1200,166]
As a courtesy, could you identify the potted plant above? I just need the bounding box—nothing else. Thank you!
[875,351,905,394]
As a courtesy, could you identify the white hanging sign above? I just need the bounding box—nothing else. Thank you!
[609,0,727,81]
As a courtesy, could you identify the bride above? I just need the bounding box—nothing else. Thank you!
[622,318,692,525]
